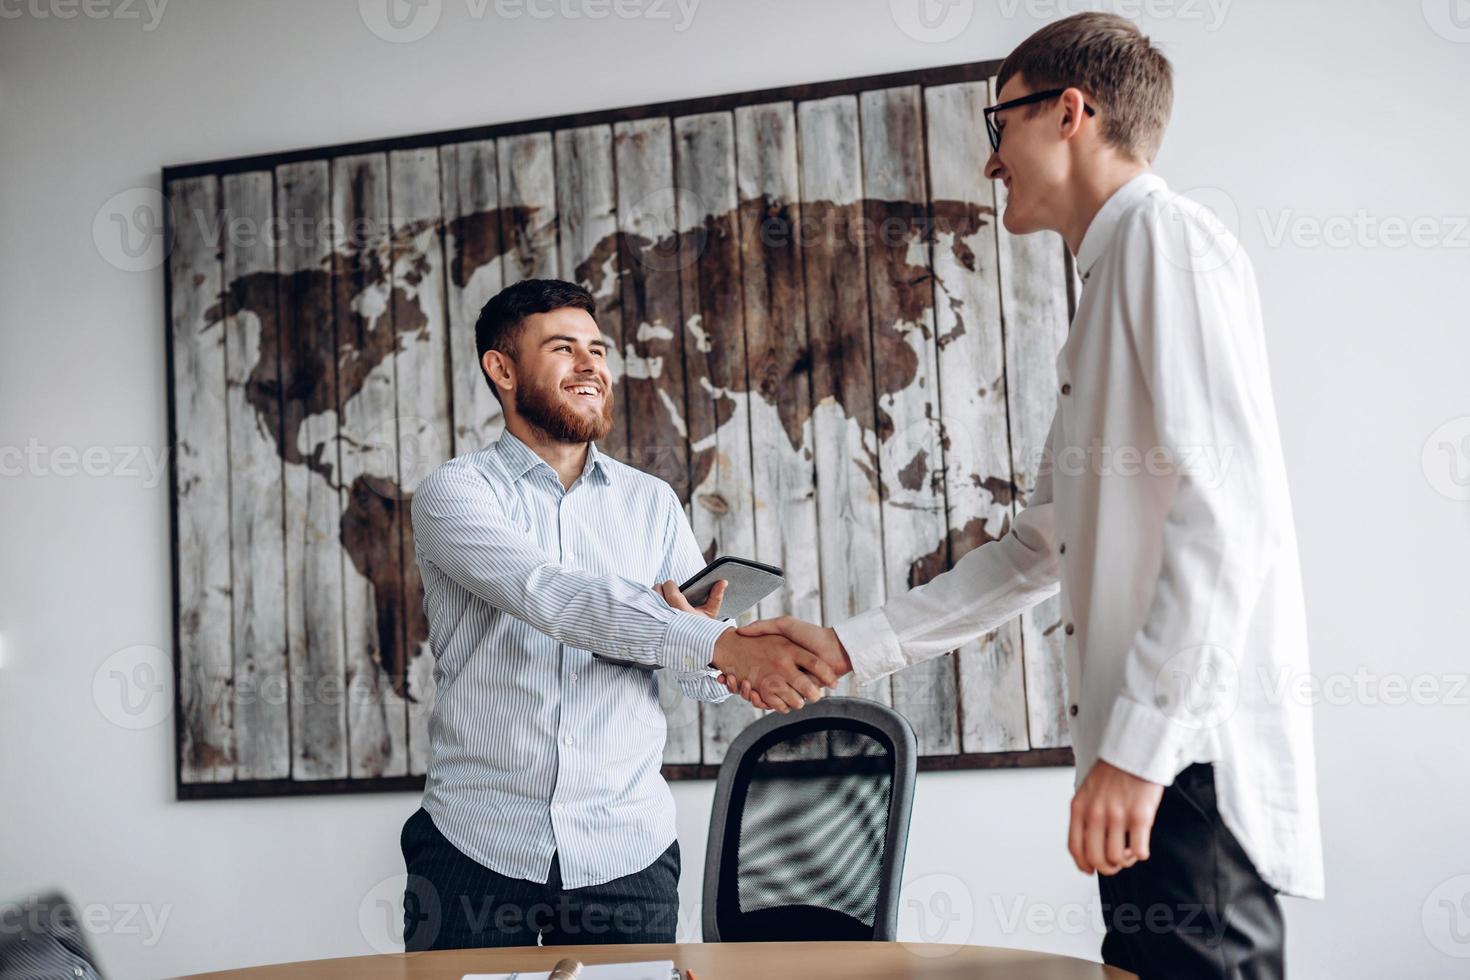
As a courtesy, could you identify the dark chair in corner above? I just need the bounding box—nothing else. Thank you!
[0,892,106,980]
[701,696,918,943]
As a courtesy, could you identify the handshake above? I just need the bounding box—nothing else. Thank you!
[654,578,853,714]
[709,616,854,713]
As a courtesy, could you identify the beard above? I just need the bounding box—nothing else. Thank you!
[515,371,615,445]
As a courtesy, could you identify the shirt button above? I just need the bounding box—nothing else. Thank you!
[1061,382,1072,395]
[1064,623,1075,636]
[563,734,575,747]
[1058,542,1066,555]
[570,673,578,683]
[1069,704,1079,717]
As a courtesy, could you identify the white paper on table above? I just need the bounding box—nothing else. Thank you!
[461,961,679,980]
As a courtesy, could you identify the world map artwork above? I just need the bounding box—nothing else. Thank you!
[165,69,1075,798]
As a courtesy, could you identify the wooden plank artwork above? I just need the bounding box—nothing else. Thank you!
[165,62,1078,796]
[925,81,1031,754]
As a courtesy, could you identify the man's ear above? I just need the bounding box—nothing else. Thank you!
[482,349,515,400]
[1058,87,1089,140]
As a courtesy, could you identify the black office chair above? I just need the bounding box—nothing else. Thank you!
[701,697,917,942]
[0,892,106,980]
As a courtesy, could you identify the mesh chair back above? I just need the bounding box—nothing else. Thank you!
[702,697,917,942]
[0,893,105,980]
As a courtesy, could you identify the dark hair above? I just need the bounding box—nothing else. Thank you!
[997,12,1173,162]
[474,278,597,401]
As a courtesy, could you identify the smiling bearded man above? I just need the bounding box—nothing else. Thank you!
[400,277,839,952]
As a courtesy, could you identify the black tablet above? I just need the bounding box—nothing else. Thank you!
[592,556,786,671]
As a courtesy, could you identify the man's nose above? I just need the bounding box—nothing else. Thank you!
[984,149,1004,181]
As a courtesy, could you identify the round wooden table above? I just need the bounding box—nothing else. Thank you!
[177,941,1134,979]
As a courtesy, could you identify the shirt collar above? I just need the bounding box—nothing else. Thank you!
[1074,172,1168,283]
[495,430,612,486]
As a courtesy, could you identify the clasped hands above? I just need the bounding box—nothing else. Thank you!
[653,579,851,713]
[656,579,1162,874]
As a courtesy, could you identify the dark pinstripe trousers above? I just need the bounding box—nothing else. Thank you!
[400,807,681,951]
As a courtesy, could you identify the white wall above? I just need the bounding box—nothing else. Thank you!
[2,2,1466,977]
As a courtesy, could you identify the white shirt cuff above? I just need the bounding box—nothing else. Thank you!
[833,607,907,686]
[1096,695,1201,786]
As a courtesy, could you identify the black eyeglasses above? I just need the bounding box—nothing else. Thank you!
[983,88,1097,152]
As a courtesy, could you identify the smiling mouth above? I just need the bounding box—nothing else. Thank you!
[564,384,602,401]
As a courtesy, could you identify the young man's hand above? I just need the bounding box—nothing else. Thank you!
[709,629,839,713]
[1068,760,1165,876]
[718,616,853,710]
[654,578,727,620]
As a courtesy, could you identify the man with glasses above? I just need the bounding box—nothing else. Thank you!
[729,12,1323,978]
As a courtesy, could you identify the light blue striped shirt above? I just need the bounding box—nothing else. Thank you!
[411,431,733,889]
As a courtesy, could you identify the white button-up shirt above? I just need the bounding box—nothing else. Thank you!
[835,173,1324,899]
